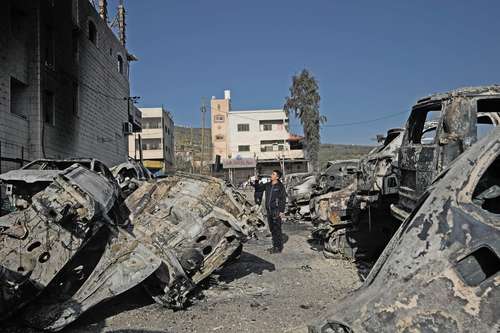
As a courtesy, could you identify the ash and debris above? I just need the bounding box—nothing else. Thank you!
[3,218,363,333]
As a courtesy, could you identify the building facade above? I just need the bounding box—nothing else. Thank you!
[210,90,308,184]
[128,107,174,173]
[0,0,140,173]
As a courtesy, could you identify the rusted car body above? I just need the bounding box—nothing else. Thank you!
[0,164,262,331]
[391,85,500,221]
[309,125,500,333]
[315,159,358,195]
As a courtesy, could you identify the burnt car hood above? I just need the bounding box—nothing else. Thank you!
[0,170,62,184]
[309,127,500,332]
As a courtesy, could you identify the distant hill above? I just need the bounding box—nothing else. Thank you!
[319,143,374,169]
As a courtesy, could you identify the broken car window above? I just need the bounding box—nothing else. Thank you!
[408,107,441,144]
[477,115,496,140]
[477,98,500,140]
[472,155,500,214]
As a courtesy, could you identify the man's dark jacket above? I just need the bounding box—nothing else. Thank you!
[263,181,286,218]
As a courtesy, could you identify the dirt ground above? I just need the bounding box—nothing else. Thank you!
[4,190,365,333]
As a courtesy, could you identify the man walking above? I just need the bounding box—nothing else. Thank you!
[263,170,286,253]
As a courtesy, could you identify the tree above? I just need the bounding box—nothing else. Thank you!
[284,69,326,172]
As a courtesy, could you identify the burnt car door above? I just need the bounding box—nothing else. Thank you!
[397,103,442,213]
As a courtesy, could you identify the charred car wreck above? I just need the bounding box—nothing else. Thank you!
[315,159,358,196]
[311,127,404,259]
[309,123,500,333]
[0,162,262,331]
[391,85,500,221]
[312,85,500,260]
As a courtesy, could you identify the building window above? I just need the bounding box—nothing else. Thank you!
[72,82,79,116]
[44,25,55,67]
[215,134,224,141]
[88,20,97,45]
[238,145,250,152]
[217,104,221,111]
[10,77,27,118]
[214,115,225,123]
[43,90,55,126]
[260,140,285,152]
[237,123,250,132]
[143,117,162,129]
[141,138,161,150]
[117,55,124,74]
[260,119,284,131]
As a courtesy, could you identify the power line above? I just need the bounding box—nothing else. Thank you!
[218,110,408,129]
[319,110,408,128]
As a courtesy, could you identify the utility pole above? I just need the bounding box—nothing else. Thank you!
[190,126,194,173]
[200,98,207,174]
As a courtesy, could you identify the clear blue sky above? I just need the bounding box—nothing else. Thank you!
[121,0,500,144]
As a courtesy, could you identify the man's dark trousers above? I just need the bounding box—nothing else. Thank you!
[267,212,283,251]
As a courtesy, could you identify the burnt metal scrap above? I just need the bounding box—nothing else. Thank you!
[310,127,404,259]
[309,124,500,333]
[111,158,153,196]
[314,159,359,196]
[0,163,263,331]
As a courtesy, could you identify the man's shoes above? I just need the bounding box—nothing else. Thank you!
[267,247,282,254]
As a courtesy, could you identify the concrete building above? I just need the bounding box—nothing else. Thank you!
[210,90,308,184]
[0,0,140,173]
[128,107,174,173]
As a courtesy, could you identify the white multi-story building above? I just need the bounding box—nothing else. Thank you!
[211,90,307,184]
[128,107,174,173]
[228,109,304,160]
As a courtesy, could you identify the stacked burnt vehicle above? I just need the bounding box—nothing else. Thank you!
[311,85,500,261]
[286,160,358,221]
[309,86,500,332]
[0,158,263,331]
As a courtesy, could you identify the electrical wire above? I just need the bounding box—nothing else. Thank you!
[226,110,408,129]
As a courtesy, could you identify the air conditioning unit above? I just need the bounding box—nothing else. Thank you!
[122,122,133,135]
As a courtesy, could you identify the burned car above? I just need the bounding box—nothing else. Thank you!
[391,85,500,221]
[284,172,312,194]
[287,174,317,220]
[0,158,119,213]
[289,175,317,205]
[309,122,500,333]
[315,159,358,195]
[310,128,405,259]
[111,158,153,196]
[0,164,262,331]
